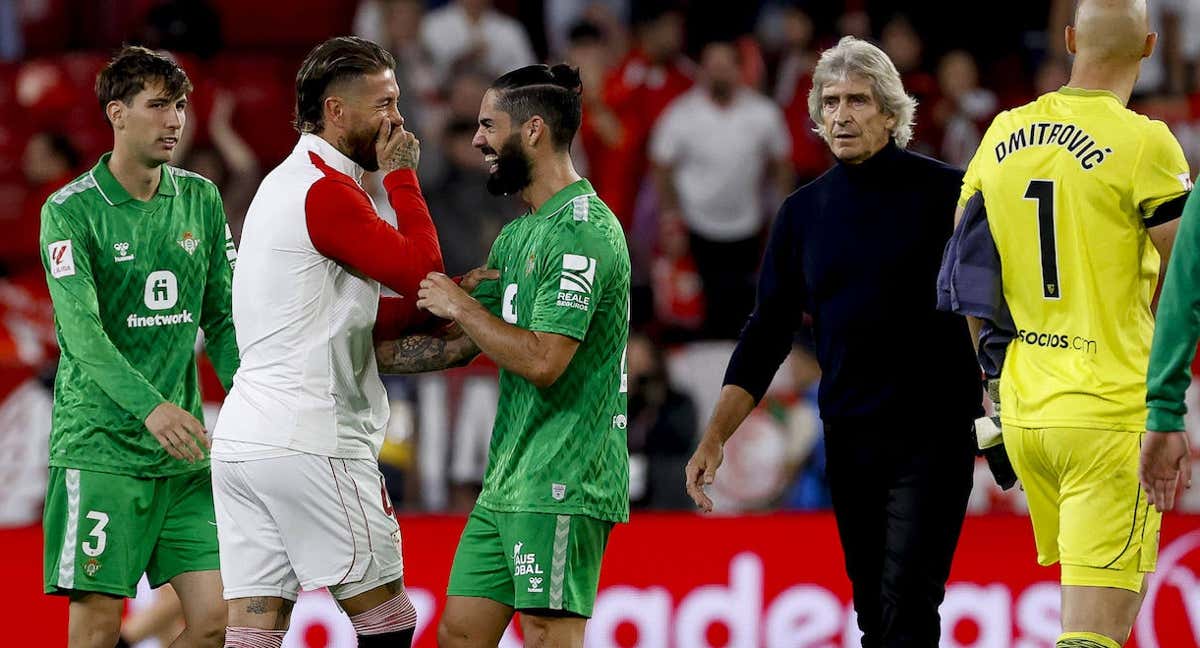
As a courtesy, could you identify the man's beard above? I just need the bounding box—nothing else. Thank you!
[345,122,381,172]
[485,133,533,196]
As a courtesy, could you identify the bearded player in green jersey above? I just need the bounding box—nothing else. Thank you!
[374,64,630,647]
[40,46,237,648]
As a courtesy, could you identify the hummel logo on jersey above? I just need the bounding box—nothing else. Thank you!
[178,231,199,256]
[528,576,544,593]
[48,240,75,278]
[113,242,134,262]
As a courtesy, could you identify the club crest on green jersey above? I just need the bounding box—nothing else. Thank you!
[178,231,199,256]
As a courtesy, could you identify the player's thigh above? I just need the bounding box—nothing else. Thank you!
[439,596,514,648]
[146,469,220,588]
[327,459,408,602]
[1053,428,1159,592]
[169,569,226,635]
[235,455,410,596]
[1002,425,1062,565]
[447,505,516,607]
[44,467,157,599]
[520,612,587,648]
[498,511,612,618]
[226,595,295,631]
[211,459,301,602]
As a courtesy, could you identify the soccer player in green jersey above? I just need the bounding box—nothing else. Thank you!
[40,46,237,648]
[375,64,630,647]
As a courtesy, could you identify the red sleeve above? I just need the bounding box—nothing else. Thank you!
[305,168,444,300]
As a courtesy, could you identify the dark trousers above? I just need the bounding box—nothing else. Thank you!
[687,231,762,339]
[823,419,975,648]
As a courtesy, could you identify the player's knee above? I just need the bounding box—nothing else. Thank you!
[186,603,228,647]
[521,617,551,648]
[68,594,123,648]
[437,616,472,648]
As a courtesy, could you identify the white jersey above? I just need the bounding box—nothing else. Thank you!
[213,135,388,460]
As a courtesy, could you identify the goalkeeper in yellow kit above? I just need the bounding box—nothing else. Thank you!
[956,1,1192,645]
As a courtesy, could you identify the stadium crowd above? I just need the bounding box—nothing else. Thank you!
[2,0,1200,524]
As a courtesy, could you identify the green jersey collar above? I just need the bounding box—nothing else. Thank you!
[1056,86,1122,104]
[89,152,178,205]
[534,178,596,220]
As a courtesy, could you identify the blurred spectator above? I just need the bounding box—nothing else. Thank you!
[777,343,830,510]
[767,5,833,184]
[880,14,939,154]
[649,214,704,340]
[545,0,629,59]
[566,21,622,179]
[651,40,792,339]
[594,2,693,228]
[420,0,537,85]
[180,91,259,241]
[0,132,79,275]
[423,117,518,276]
[934,50,997,168]
[1163,0,1200,95]
[0,0,21,61]
[626,332,697,509]
[360,0,437,130]
[1035,56,1072,97]
[140,0,223,59]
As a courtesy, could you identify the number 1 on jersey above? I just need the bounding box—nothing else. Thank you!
[1024,179,1061,300]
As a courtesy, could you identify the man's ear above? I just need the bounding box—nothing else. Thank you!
[324,95,345,130]
[106,100,124,129]
[527,115,545,147]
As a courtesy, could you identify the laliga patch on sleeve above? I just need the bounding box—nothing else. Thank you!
[48,240,76,278]
[1178,172,1195,191]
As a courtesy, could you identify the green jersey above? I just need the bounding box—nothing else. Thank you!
[1147,185,1199,432]
[473,179,631,523]
[40,153,239,478]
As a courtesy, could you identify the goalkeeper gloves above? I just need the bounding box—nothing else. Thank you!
[975,378,1018,490]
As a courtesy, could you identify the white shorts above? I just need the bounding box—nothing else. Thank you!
[212,454,404,601]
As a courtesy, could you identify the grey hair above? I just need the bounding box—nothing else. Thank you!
[808,36,917,148]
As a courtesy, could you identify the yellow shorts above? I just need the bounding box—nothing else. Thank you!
[1003,425,1161,592]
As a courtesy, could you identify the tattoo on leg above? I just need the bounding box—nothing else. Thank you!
[245,597,269,615]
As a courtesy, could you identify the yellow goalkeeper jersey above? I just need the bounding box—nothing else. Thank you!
[960,86,1192,431]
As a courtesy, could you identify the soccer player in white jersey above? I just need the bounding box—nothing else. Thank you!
[210,37,447,648]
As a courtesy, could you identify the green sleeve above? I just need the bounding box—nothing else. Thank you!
[472,234,505,318]
[200,188,239,391]
[528,223,608,341]
[1147,186,1200,432]
[41,201,164,421]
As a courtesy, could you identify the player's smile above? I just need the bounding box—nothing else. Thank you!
[480,146,500,173]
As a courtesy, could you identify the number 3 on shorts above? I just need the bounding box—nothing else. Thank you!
[82,510,109,557]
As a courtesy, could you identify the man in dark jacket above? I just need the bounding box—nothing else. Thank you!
[685,36,980,647]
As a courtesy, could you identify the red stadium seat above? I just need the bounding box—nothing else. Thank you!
[210,0,357,50]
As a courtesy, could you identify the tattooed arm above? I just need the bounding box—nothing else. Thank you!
[375,322,481,374]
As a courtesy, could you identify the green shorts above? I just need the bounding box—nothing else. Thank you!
[43,467,219,598]
[447,505,613,617]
